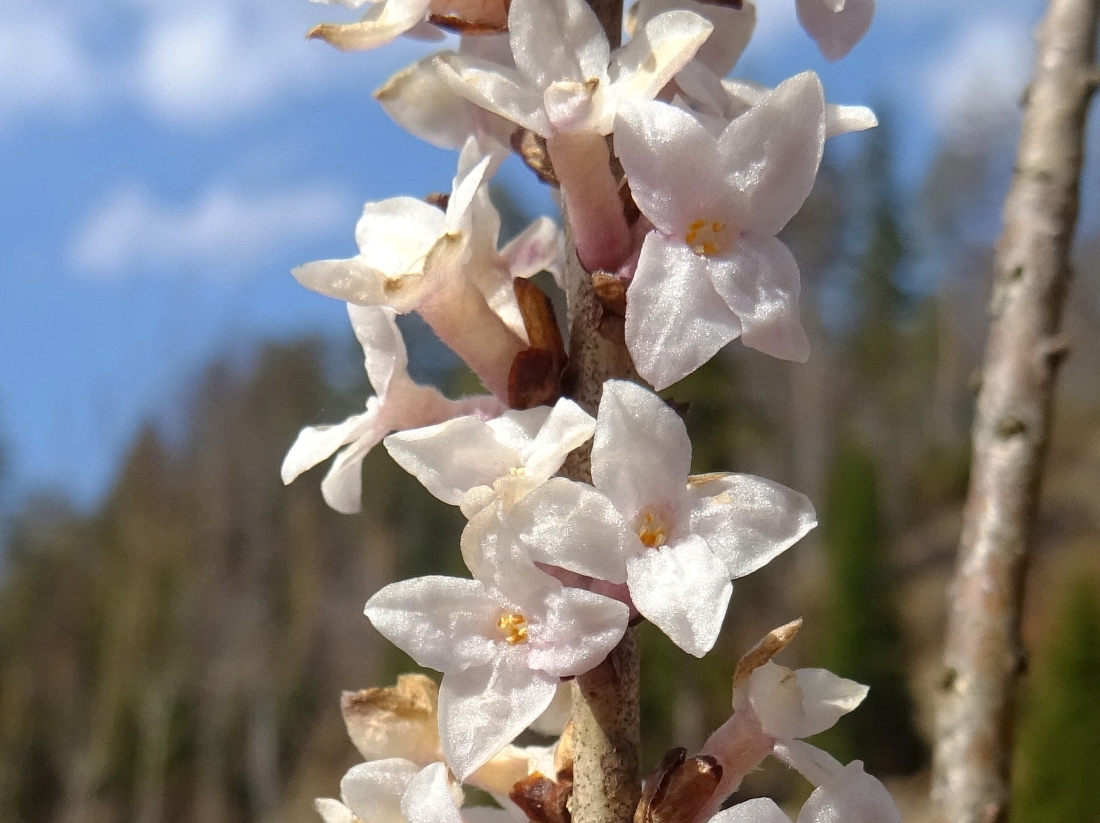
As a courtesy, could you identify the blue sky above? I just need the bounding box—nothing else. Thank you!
[0,0,1048,509]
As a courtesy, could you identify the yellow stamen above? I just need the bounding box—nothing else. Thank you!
[685,218,728,257]
[636,510,669,549]
[497,612,529,645]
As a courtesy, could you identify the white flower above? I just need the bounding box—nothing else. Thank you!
[340,674,560,798]
[375,41,518,155]
[281,305,504,514]
[795,0,874,62]
[674,62,877,140]
[384,397,596,518]
[739,661,869,743]
[795,759,902,823]
[511,381,816,656]
[697,659,868,817]
[308,0,507,53]
[435,0,714,272]
[704,760,901,823]
[316,760,464,823]
[293,140,563,399]
[628,0,756,79]
[365,504,628,778]
[615,72,826,389]
[436,0,713,137]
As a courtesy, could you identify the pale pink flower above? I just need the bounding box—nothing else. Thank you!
[281,305,505,514]
[615,72,826,389]
[308,0,507,53]
[796,0,874,62]
[628,0,756,79]
[435,0,712,272]
[704,761,901,823]
[510,381,815,656]
[365,504,628,778]
[698,660,868,819]
[293,141,563,399]
[384,397,596,518]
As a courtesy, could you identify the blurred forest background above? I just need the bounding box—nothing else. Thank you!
[2,107,1099,823]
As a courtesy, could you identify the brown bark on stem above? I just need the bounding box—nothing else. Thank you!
[555,4,644,821]
[931,2,1100,821]
[559,207,643,823]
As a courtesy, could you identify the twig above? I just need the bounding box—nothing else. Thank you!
[931,1,1100,821]
[556,3,643,820]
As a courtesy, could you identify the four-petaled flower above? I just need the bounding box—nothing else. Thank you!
[615,72,827,390]
[281,304,504,514]
[365,503,629,778]
[384,397,596,518]
[510,380,816,656]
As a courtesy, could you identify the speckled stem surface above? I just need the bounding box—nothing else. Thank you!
[932,1,1100,821]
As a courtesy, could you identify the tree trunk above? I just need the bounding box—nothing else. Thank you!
[932,2,1100,821]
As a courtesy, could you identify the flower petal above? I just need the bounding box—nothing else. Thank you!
[527,586,628,676]
[438,659,558,779]
[375,56,514,150]
[349,305,407,397]
[281,408,379,485]
[510,0,608,88]
[320,421,388,514]
[718,72,825,237]
[797,760,901,823]
[356,196,446,277]
[625,233,742,390]
[592,379,693,519]
[626,535,732,657]
[511,477,633,584]
[436,53,549,135]
[773,739,845,787]
[615,99,725,236]
[292,257,389,306]
[308,0,429,52]
[688,472,816,578]
[709,234,810,362]
[795,0,874,62]
[793,668,869,738]
[340,759,418,823]
[501,216,565,283]
[460,504,558,607]
[315,799,356,823]
[385,415,520,506]
[609,10,713,108]
[521,398,596,481]
[401,763,463,823]
[365,576,499,672]
[711,798,792,823]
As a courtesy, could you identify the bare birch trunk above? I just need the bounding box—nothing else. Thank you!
[932,2,1100,821]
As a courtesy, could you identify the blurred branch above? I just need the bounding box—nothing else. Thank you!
[932,1,1100,821]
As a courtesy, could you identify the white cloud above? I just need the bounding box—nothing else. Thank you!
[71,183,356,277]
[0,8,102,129]
[0,0,425,129]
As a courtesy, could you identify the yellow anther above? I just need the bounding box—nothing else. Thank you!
[509,465,527,477]
[685,218,729,257]
[635,509,669,549]
[497,612,529,645]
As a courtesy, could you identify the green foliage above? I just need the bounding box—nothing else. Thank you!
[1012,574,1100,823]
[815,443,925,775]
[0,340,402,823]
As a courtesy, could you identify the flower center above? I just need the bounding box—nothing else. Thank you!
[508,465,527,477]
[685,219,730,257]
[497,612,529,645]
[635,509,669,549]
